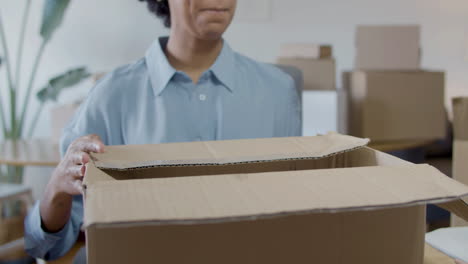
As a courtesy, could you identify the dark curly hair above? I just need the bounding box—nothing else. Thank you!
[139,0,171,28]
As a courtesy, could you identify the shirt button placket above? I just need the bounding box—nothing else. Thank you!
[193,81,205,142]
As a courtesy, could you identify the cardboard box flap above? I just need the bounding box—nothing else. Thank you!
[84,164,468,227]
[438,199,468,222]
[85,162,114,184]
[92,133,369,170]
[453,97,468,140]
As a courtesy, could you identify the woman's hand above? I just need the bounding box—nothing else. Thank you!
[40,134,104,233]
[50,134,105,195]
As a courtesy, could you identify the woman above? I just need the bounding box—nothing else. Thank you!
[24,0,301,262]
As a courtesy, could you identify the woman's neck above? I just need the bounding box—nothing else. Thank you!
[165,31,223,83]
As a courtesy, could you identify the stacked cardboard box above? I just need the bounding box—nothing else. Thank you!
[452,97,468,227]
[345,25,446,142]
[276,44,338,136]
[277,43,335,91]
[355,25,420,70]
[83,133,468,264]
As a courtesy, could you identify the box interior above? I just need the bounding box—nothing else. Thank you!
[99,147,395,181]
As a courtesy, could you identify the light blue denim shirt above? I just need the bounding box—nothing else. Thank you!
[24,37,301,260]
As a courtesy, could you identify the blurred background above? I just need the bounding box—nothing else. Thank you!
[2,0,468,139]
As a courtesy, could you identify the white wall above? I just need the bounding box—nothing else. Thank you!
[2,0,468,138]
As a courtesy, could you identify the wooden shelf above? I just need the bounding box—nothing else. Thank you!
[0,139,60,167]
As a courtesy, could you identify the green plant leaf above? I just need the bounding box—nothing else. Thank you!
[37,67,90,103]
[40,0,71,41]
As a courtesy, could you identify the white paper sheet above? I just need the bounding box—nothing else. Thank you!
[426,227,468,262]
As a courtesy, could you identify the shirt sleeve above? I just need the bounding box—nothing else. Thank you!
[24,195,83,260]
[24,76,115,260]
[281,76,302,137]
[290,83,302,137]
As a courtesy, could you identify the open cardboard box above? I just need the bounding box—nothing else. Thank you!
[83,133,468,264]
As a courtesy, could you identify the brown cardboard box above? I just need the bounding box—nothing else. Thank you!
[452,97,468,227]
[279,43,332,59]
[345,71,446,142]
[355,25,420,70]
[277,58,335,90]
[83,133,468,264]
[445,86,468,121]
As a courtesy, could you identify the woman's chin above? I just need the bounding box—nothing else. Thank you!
[194,18,231,40]
[203,31,224,40]
[198,27,227,40]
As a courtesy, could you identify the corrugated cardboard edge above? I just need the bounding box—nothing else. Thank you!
[92,134,370,171]
[94,147,366,171]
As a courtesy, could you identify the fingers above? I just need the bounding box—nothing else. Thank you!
[81,164,86,176]
[68,166,86,195]
[65,165,85,179]
[51,164,85,196]
[76,139,103,153]
[86,134,105,153]
[66,134,105,165]
[64,179,84,196]
[70,134,105,154]
[72,180,84,194]
[54,134,104,196]
[70,152,90,165]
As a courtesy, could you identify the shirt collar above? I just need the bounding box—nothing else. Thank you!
[210,40,236,92]
[145,37,176,97]
[145,37,236,96]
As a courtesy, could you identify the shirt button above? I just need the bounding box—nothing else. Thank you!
[199,94,207,101]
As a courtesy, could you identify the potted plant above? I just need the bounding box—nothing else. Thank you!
[0,0,90,262]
